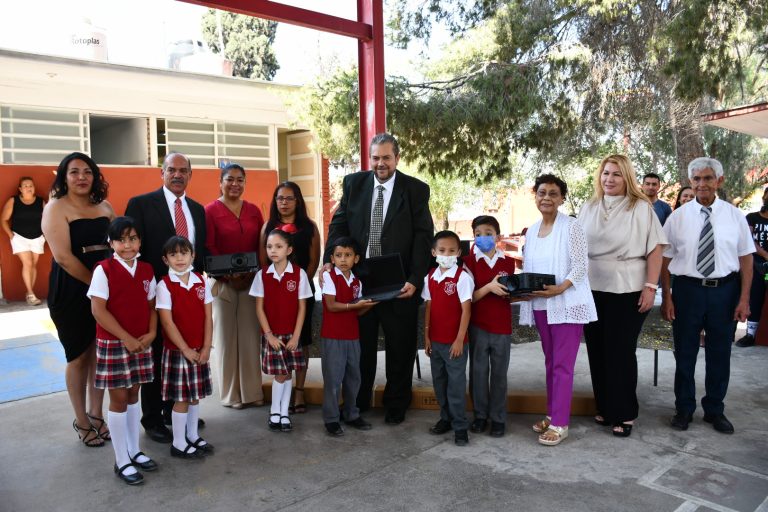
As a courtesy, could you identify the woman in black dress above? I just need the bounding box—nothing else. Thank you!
[1,177,46,304]
[260,181,320,412]
[42,152,115,447]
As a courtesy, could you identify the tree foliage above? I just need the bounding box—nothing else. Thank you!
[201,9,279,80]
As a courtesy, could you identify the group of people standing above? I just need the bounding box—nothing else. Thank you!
[33,132,756,484]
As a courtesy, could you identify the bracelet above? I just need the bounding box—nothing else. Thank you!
[644,282,658,290]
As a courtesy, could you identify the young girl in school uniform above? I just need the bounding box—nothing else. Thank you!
[155,235,214,459]
[250,229,313,432]
[88,216,157,486]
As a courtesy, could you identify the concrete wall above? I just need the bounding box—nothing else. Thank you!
[0,163,277,301]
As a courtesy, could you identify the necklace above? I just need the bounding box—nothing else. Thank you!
[600,196,623,221]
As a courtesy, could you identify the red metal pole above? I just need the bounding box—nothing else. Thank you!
[357,0,386,168]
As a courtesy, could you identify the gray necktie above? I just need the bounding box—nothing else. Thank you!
[696,206,715,277]
[369,185,384,257]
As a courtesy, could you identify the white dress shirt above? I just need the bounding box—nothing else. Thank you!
[155,271,212,310]
[366,171,397,257]
[321,267,362,297]
[420,264,474,303]
[663,198,754,278]
[248,262,313,299]
[162,186,196,244]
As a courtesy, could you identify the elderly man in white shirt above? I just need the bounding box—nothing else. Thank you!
[661,157,753,434]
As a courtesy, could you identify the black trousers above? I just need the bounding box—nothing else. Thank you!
[356,296,419,413]
[140,333,173,429]
[584,290,648,425]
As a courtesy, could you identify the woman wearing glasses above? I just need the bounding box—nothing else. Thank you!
[205,163,265,409]
[261,181,321,413]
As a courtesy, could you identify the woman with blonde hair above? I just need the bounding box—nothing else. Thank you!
[577,154,667,437]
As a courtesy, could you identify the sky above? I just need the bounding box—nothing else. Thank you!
[0,0,446,84]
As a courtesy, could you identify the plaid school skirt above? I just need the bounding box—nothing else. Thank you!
[261,333,306,376]
[160,348,213,402]
[94,338,154,389]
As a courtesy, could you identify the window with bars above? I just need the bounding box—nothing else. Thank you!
[0,106,88,163]
[159,118,271,169]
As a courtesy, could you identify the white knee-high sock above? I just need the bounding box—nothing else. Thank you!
[172,411,193,452]
[280,378,293,419]
[271,380,283,416]
[186,404,200,442]
[126,402,149,463]
[108,410,136,475]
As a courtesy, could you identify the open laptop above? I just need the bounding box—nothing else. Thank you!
[352,253,407,303]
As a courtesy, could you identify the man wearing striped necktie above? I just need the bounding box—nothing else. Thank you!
[126,152,207,443]
[660,157,753,434]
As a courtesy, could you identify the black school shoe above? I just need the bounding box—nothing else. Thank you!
[735,334,755,347]
[470,418,487,433]
[454,430,469,446]
[114,463,144,485]
[325,422,344,436]
[170,444,205,459]
[268,413,282,432]
[429,419,452,435]
[489,422,505,437]
[344,417,372,430]
[129,451,158,471]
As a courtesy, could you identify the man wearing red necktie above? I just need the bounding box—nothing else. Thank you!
[126,152,207,443]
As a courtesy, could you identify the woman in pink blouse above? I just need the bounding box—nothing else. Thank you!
[205,163,265,409]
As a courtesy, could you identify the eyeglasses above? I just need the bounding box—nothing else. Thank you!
[276,196,296,203]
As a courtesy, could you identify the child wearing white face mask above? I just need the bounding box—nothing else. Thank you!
[155,235,214,460]
[422,230,474,446]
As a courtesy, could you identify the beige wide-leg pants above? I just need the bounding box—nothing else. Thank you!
[212,280,263,406]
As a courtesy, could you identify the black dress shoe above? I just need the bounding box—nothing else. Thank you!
[345,417,372,430]
[198,418,206,430]
[170,444,205,459]
[325,422,344,436]
[703,413,734,434]
[129,451,158,471]
[670,411,693,430]
[429,419,452,435]
[489,421,505,437]
[145,424,173,443]
[384,411,405,425]
[470,418,487,433]
[187,436,214,454]
[114,463,144,485]
[454,430,469,446]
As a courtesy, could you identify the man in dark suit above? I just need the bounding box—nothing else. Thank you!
[125,152,207,443]
[325,133,433,424]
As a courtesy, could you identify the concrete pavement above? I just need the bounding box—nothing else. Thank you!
[0,303,767,512]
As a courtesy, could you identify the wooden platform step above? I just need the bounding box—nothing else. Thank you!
[261,381,596,416]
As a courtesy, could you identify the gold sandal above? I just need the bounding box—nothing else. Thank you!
[532,416,551,433]
[538,425,568,446]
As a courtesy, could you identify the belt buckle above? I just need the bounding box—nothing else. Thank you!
[702,278,718,288]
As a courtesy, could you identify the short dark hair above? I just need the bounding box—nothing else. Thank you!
[370,133,400,157]
[642,172,661,182]
[329,236,361,256]
[161,235,193,257]
[433,230,461,248]
[532,173,568,199]
[51,152,109,203]
[18,176,34,187]
[220,162,245,181]
[471,215,501,235]
[107,216,139,242]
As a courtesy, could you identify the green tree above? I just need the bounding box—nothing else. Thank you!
[201,9,279,80]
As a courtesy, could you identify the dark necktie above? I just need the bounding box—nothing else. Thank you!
[696,206,714,276]
[369,185,384,257]
[174,198,189,239]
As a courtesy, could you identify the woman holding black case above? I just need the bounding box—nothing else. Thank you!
[205,163,265,409]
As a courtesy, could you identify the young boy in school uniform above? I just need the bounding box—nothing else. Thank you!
[320,237,377,436]
[462,215,517,437]
[422,230,474,446]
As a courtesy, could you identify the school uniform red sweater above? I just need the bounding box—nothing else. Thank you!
[161,273,206,350]
[321,269,361,340]
[95,258,154,340]
[426,266,472,344]
[463,250,516,335]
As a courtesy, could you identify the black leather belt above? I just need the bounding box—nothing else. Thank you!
[675,272,739,288]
